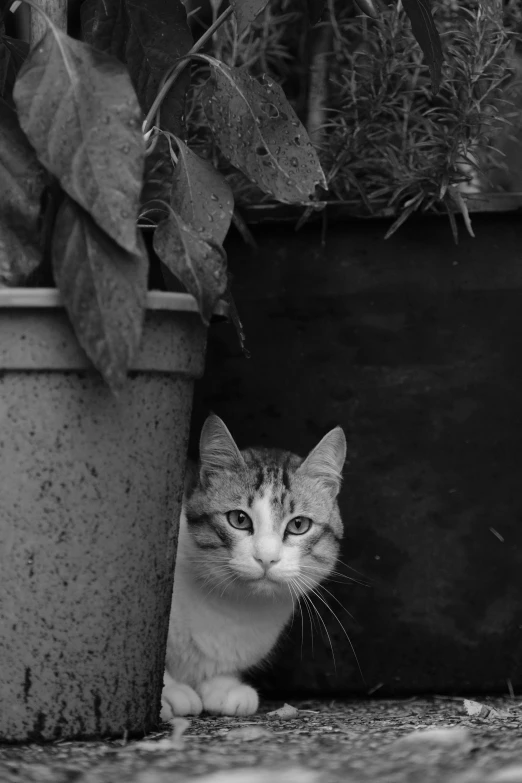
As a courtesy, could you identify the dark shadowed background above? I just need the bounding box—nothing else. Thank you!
[189,213,522,698]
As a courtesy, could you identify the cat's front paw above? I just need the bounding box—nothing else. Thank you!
[161,675,203,719]
[200,675,259,716]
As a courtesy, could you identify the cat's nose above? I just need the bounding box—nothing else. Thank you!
[255,555,280,571]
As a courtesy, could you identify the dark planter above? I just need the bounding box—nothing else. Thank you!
[192,213,522,697]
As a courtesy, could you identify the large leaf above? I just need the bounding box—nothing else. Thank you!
[402,0,443,93]
[153,210,227,325]
[201,59,327,203]
[171,139,234,246]
[124,0,193,209]
[82,0,193,208]
[125,0,192,134]
[0,34,28,102]
[231,0,270,37]
[52,196,148,392]
[13,25,144,255]
[82,0,192,137]
[0,98,47,285]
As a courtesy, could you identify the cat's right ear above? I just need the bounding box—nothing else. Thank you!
[199,414,245,482]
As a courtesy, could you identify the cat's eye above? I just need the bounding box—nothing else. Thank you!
[226,510,253,531]
[286,516,313,536]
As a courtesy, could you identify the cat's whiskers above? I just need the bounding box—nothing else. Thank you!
[319,568,369,588]
[296,577,337,672]
[219,574,241,598]
[298,565,357,621]
[290,577,316,656]
[335,557,367,577]
[287,557,368,589]
[287,579,304,660]
[210,572,239,597]
[184,556,230,573]
[296,573,365,684]
[192,561,231,581]
[193,569,228,594]
[285,583,296,630]
[314,581,356,623]
[334,558,371,586]
[332,573,368,587]
[310,566,369,588]
[298,574,337,672]
[198,565,238,597]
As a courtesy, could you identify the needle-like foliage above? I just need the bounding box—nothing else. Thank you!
[186,0,516,236]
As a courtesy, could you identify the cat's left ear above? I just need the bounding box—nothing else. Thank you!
[297,427,347,495]
[199,414,245,482]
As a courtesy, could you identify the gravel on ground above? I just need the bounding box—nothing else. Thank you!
[1,697,522,783]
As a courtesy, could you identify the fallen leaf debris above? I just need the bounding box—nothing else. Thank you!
[0,697,521,783]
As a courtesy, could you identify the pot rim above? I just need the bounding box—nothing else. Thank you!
[0,288,227,315]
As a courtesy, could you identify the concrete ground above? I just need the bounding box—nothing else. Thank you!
[1,697,522,783]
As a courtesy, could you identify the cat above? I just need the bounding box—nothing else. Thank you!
[160,414,346,718]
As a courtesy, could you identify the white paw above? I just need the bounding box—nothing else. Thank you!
[200,675,259,716]
[161,677,203,719]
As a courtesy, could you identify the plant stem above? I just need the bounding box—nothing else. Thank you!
[142,5,234,137]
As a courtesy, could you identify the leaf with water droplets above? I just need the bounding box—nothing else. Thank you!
[52,196,148,392]
[13,23,144,254]
[171,138,234,246]
[231,0,270,36]
[0,98,48,285]
[201,59,326,204]
[82,0,193,209]
[153,210,227,325]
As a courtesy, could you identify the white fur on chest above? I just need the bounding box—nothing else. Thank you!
[165,510,293,688]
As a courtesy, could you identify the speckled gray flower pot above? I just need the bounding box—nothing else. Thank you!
[0,289,208,742]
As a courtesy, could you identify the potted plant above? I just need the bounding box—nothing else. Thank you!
[183,0,517,238]
[0,0,479,741]
[0,0,333,742]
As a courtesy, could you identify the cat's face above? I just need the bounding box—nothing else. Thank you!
[184,416,346,600]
